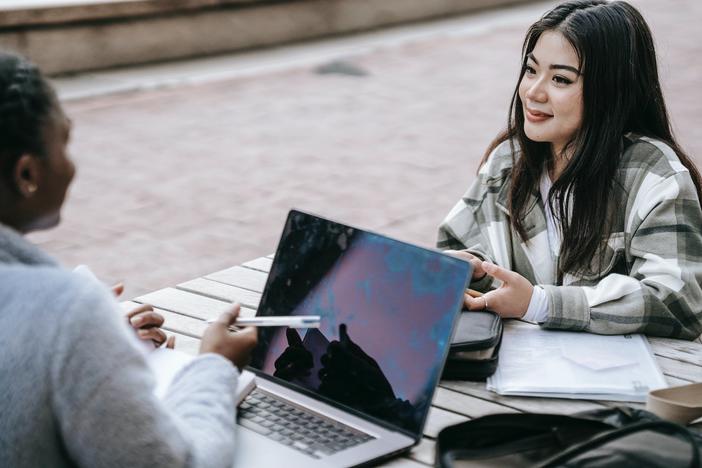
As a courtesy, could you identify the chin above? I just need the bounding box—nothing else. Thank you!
[523,127,550,143]
[24,213,61,233]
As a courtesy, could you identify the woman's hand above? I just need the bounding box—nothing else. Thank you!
[125,304,174,348]
[444,250,488,281]
[200,304,258,370]
[113,282,174,348]
[463,261,534,319]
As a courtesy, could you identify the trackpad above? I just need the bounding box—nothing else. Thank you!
[235,427,320,468]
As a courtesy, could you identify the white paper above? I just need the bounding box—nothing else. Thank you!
[487,321,668,402]
[146,348,256,404]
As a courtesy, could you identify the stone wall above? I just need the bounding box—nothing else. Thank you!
[0,0,536,75]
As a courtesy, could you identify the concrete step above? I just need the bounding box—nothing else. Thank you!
[0,0,537,75]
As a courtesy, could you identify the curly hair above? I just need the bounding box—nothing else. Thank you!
[0,52,58,189]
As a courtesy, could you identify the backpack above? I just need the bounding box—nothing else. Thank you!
[435,406,701,467]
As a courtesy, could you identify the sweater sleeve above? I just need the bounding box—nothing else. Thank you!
[437,182,498,292]
[541,171,702,340]
[49,276,239,468]
[437,142,517,292]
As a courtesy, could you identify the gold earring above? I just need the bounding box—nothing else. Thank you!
[27,183,38,194]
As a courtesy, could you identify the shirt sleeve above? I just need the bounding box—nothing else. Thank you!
[49,276,239,468]
[437,186,499,291]
[541,171,702,340]
[522,286,549,324]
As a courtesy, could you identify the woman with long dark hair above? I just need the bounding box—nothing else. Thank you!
[438,0,702,339]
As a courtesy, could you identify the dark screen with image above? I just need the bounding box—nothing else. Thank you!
[250,211,470,436]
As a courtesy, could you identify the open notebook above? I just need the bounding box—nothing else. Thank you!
[146,348,256,403]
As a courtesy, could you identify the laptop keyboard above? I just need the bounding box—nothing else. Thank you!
[238,390,375,459]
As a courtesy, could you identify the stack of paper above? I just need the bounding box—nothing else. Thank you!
[487,321,667,402]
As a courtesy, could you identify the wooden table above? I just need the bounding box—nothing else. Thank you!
[124,255,702,467]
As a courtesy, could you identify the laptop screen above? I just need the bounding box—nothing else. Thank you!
[250,210,471,437]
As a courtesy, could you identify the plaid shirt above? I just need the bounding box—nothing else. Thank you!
[438,135,702,340]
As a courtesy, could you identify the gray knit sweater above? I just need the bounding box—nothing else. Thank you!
[0,224,240,467]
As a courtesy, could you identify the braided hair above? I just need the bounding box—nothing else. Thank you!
[0,52,58,192]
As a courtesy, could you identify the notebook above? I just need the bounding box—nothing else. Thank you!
[487,320,668,402]
[146,347,256,402]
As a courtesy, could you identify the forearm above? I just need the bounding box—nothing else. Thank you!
[162,354,240,468]
[539,277,702,339]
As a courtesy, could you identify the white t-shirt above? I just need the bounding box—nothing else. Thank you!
[522,171,561,323]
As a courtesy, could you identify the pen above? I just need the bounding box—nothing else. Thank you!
[206,315,321,328]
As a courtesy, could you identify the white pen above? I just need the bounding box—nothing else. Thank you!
[206,315,321,329]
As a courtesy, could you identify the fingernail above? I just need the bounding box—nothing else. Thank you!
[132,317,144,327]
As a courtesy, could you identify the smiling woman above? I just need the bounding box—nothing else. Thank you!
[437,0,702,340]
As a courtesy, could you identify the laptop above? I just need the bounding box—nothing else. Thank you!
[236,209,471,467]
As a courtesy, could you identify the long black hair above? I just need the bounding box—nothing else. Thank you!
[0,52,58,194]
[485,0,702,278]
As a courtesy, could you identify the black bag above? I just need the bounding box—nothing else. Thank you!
[435,406,702,467]
[442,310,503,381]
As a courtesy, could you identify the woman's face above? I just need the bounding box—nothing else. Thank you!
[518,30,583,156]
[25,108,76,231]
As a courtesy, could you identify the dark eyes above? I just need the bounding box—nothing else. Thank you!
[553,75,573,85]
[523,64,573,85]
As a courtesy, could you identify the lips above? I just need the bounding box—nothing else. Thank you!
[525,107,553,123]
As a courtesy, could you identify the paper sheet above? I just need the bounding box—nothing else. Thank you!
[147,348,256,404]
[487,321,667,402]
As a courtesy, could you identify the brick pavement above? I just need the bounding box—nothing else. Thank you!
[27,0,702,300]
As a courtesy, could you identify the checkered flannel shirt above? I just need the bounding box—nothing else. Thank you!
[438,136,702,339]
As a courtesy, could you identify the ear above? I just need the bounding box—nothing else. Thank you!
[13,154,42,198]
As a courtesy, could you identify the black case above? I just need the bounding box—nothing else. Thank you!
[442,311,503,381]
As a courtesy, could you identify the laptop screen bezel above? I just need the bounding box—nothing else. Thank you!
[246,209,471,441]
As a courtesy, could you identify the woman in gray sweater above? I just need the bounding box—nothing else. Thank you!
[0,52,257,467]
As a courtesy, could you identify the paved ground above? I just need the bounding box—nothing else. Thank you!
[28,0,702,300]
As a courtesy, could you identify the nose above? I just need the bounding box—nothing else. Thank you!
[525,76,548,103]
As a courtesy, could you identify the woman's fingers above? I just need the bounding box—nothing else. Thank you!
[111,283,125,297]
[213,304,241,328]
[445,250,487,280]
[464,293,490,311]
[481,261,518,283]
[125,303,153,320]
[138,327,168,346]
[473,262,533,319]
[129,309,165,329]
[165,335,176,349]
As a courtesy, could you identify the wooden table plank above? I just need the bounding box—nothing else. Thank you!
[206,266,268,292]
[440,380,607,414]
[167,331,202,356]
[423,407,469,438]
[656,354,702,382]
[135,287,256,321]
[432,386,519,418]
[649,337,702,367]
[408,438,435,466]
[666,375,698,387]
[177,278,261,309]
[380,457,428,468]
[242,256,274,273]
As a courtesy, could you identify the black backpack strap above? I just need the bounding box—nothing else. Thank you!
[536,420,700,468]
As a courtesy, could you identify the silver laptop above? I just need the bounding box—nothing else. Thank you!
[236,210,471,467]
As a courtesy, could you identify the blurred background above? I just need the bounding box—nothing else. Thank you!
[1,0,700,299]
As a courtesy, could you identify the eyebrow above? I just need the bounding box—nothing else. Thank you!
[527,53,580,75]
